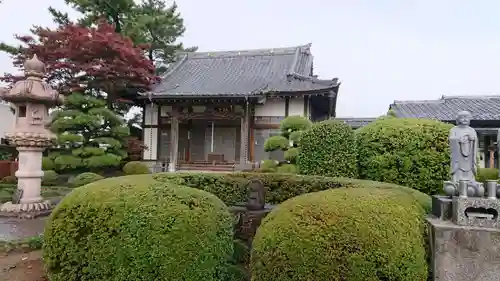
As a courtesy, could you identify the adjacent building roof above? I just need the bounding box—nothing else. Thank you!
[389,95,500,121]
[334,117,376,128]
[145,44,340,98]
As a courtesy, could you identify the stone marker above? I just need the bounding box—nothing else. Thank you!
[428,111,500,281]
[0,54,64,218]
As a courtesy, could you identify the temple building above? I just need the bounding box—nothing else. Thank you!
[389,95,500,168]
[138,44,340,171]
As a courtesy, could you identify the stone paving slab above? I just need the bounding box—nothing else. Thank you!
[0,217,46,241]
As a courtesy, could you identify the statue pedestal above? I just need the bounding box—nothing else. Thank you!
[427,217,500,280]
[0,146,53,219]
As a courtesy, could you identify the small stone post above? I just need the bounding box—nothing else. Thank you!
[0,55,64,218]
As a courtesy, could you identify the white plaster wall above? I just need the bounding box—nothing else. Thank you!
[144,103,158,125]
[142,127,158,160]
[289,98,304,116]
[255,98,285,116]
[0,104,14,139]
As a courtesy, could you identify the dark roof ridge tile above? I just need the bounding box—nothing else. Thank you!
[174,43,312,59]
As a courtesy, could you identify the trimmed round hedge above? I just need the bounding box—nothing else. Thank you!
[356,117,452,195]
[43,175,234,281]
[153,172,431,213]
[298,120,358,178]
[251,188,428,281]
[68,172,104,187]
[122,161,150,175]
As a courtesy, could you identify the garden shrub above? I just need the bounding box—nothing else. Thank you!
[42,170,59,186]
[276,164,298,174]
[280,115,312,137]
[356,118,452,195]
[122,161,150,175]
[68,172,104,187]
[42,157,55,171]
[284,147,298,163]
[477,168,498,183]
[1,175,17,184]
[153,172,431,212]
[264,136,289,152]
[298,120,358,178]
[251,188,428,281]
[43,175,234,281]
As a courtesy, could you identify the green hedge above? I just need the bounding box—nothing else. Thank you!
[122,161,150,175]
[356,117,452,195]
[477,168,498,182]
[68,172,104,187]
[42,170,59,186]
[251,188,428,281]
[152,172,431,212]
[43,175,234,281]
[298,120,358,178]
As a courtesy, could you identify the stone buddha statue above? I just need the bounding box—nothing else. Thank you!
[449,111,478,184]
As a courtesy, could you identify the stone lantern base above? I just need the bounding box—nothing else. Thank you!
[0,201,53,219]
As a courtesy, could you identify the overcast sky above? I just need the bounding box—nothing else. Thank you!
[1,0,500,117]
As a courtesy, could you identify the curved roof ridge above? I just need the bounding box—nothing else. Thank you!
[175,43,312,59]
[441,94,500,100]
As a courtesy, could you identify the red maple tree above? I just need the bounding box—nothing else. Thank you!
[1,20,158,107]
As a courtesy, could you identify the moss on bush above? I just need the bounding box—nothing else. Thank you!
[42,170,59,186]
[477,168,498,183]
[122,161,150,175]
[43,175,234,281]
[153,172,431,212]
[298,120,358,178]
[251,188,428,281]
[68,172,104,187]
[356,118,452,195]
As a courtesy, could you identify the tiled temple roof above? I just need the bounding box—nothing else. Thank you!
[389,95,500,121]
[334,117,376,128]
[145,44,340,98]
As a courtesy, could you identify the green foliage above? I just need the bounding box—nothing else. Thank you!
[284,147,298,163]
[153,172,431,212]
[49,92,130,172]
[43,175,234,281]
[477,168,498,182]
[42,170,59,186]
[68,172,104,188]
[280,115,312,138]
[122,161,150,175]
[0,234,44,253]
[42,157,55,171]
[47,0,195,67]
[298,120,358,178]
[264,135,289,152]
[261,160,278,170]
[1,175,16,184]
[251,188,428,281]
[0,184,72,203]
[289,131,302,144]
[356,118,453,195]
[276,164,298,174]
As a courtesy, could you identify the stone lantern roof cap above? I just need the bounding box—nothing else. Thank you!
[0,54,64,106]
[24,54,46,78]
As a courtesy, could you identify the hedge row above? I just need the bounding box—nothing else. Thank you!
[153,172,431,212]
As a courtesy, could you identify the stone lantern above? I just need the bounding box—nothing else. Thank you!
[0,54,64,217]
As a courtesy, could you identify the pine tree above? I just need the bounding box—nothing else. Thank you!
[49,92,130,172]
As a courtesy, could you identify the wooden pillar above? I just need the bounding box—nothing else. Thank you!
[169,109,179,172]
[239,101,250,165]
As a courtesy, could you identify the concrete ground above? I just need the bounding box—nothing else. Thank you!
[0,217,46,241]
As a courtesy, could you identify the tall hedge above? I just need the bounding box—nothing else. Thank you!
[297,120,358,178]
[43,175,234,281]
[251,188,428,281]
[356,117,452,195]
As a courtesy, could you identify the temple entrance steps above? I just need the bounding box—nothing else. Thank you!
[177,162,236,172]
